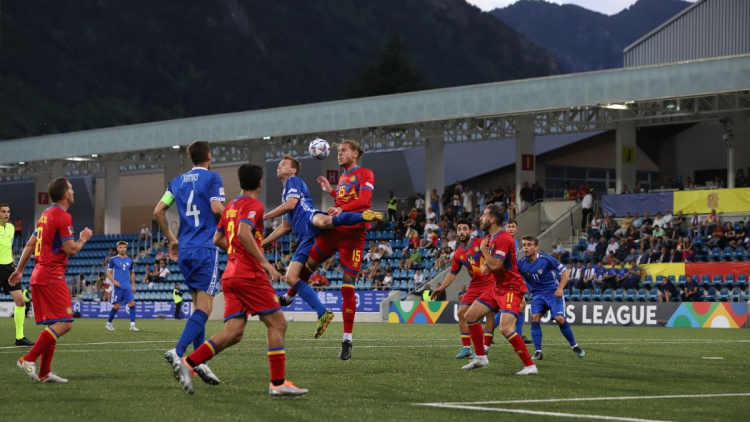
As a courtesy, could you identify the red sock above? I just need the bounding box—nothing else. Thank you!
[484,330,494,348]
[23,327,58,363]
[186,339,218,367]
[39,343,56,376]
[268,347,285,382]
[468,322,486,356]
[286,287,295,297]
[342,286,356,335]
[506,332,534,367]
[460,332,471,347]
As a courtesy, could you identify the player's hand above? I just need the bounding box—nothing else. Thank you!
[430,289,443,300]
[169,240,179,260]
[8,270,22,286]
[480,237,489,251]
[481,263,490,275]
[113,281,121,288]
[263,262,280,282]
[327,206,342,216]
[555,288,564,298]
[317,176,332,193]
[80,227,93,242]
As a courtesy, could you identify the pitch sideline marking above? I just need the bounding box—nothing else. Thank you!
[416,403,677,422]
[425,392,750,406]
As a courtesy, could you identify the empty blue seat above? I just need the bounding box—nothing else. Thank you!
[648,288,660,302]
[592,288,603,301]
[568,288,580,301]
[737,274,748,288]
[625,289,636,301]
[642,275,653,288]
[614,288,625,301]
[677,275,687,287]
[580,288,592,301]
[718,287,730,301]
[730,288,742,302]
[724,274,735,287]
[712,275,723,287]
[602,289,613,301]
[705,287,718,301]
[700,275,711,287]
[636,288,648,301]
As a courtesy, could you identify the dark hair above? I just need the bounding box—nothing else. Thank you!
[486,204,504,226]
[340,138,364,160]
[282,154,301,174]
[238,164,263,190]
[456,218,471,228]
[0,203,9,209]
[187,140,211,165]
[521,235,538,245]
[48,177,70,202]
[505,219,518,226]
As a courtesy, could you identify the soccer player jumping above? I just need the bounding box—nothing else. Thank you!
[105,241,139,331]
[461,205,537,375]
[178,164,307,396]
[517,235,585,361]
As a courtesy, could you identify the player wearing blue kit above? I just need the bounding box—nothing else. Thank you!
[105,241,138,331]
[518,235,585,361]
[262,155,382,338]
[155,141,223,384]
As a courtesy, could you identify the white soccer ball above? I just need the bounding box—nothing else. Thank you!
[288,316,295,322]
[308,138,330,160]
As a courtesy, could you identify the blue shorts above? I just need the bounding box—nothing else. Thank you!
[178,247,219,296]
[291,211,323,264]
[530,293,566,318]
[112,287,134,305]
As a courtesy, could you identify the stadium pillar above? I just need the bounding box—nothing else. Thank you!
[249,140,269,208]
[615,117,636,194]
[424,126,445,213]
[104,161,121,234]
[163,153,182,190]
[34,161,65,222]
[515,115,535,207]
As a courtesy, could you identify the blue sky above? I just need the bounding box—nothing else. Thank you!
[466,0,697,15]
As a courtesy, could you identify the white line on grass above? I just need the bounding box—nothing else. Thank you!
[416,403,677,422]
[422,392,750,406]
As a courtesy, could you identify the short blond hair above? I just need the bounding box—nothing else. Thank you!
[282,154,301,174]
[340,138,364,160]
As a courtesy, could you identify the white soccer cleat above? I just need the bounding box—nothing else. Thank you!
[164,348,181,379]
[40,372,68,383]
[177,358,194,394]
[516,365,539,375]
[105,323,115,331]
[195,363,220,385]
[17,358,40,382]
[130,325,140,331]
[269,380,308,397]
[461,356,489,370]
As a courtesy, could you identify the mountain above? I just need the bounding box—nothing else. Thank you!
[0,0,560,141]
[491,0,692,72]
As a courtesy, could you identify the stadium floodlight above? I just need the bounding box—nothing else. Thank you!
[263,136,271,140]
[91,154,99,158]
[601,103,630,110]
[172,145,180,149]
[65,156,91,162]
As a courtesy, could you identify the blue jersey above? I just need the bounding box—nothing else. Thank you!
[517,252,568,295]
[165,167,225,250]
[282,176,322,238]
[108,255,134,290]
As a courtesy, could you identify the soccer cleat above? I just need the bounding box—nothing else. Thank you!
[195,363,221,385]
[516,365,539,375]
[532,350,544,361]
[14,337,35,346]
[164,348,181,379]
[573,346,586,358]
[361,210,383,222]
[278,295,293,307]
[40,372,68,383]
[455,346,475,359]
[521,335,533,345]
[130,325,140,332]
[340,340,353,360]
[314,309,334,339]
[177,358,194,394]
[269,380,308,397]
[461,356,489,370]
[105,323,115,331]
[17,358,40,382]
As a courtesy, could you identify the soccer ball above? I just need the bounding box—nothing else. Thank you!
[308,138,330,160]
[288,316,295,322]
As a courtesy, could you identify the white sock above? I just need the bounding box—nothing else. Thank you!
[484,345,490,353]
[343,333,352,342]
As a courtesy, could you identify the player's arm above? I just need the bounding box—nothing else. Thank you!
[480,237,505,273]
[316,175,336,198]
[431,272,457,300]
[555,267,570,298]
[264,197,299,220]
[262,218,291,247]
[237,221,280,282]
[62,228,92,256]
[211,200,225,221]
[154,190,178,256]
[8,234,36,286]
[214,229,228,251]
[106,269,121,288]
[130,266,136,292]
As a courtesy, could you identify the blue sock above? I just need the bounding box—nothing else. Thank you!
[129,305,136,323]
[175,309,208,357]
[494,312,501,327]
[331,212,363,227]
[193,324,205,351]
[531,321,543,351]
[107,307,117,323]
[515,311,525,335]
[559,321,578,347]
[293,281,327,318]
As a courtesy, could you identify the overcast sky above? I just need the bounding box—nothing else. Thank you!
[466,0,697,15]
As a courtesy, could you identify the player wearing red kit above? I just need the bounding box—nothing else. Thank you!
[11,177,92,383]
[177,164,307,396]
[280,138,374,360]
[430,219,495,359]
[461,204,537,375]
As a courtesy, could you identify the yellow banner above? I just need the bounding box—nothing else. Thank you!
[640,263,685,279]
[673,188,750,214]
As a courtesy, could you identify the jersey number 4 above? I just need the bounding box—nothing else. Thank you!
[186,190,201,227]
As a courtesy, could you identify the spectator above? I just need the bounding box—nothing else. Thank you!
[156,260,171,282]
[736,169,748,188]
[581,189,593,230]
[141,264,153,284]
[614,212,633,238]
[380,271,393,290]
[387,191,398,222]
[689,212,701,238]
[139,224,152,241]
[568,262,583,290]
[413,269,425,289]
[702,209,720,236]
[713,176,724,189]
[551,241,565,262]
[652,224,666,239]
[433,282,447,301]
[430,189,441,220]
[620,185,630,194]
[593,262,606,291]
[624,248,638,264]
[601,263,618,289]
[682,276,701,301]
[667,248,681,263]
[585,236,598,263]
[363,246,382,262]
[594,237,608,263]
[657,277,680,302]
[520,182,534,211]
[656,247,670,263]
[673,210,686,237]
[309,270,329,291]
[415,193,425,211]
[635,181,646,193]
[405,249,422,270]
[680,237,694,262]
[735,221,746,246]
[377,239,394,257]
[424,217,439,234]
[652,213,664,231]
[605,238,619,257]
[532,182,544,203]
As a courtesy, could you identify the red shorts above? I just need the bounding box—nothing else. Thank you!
[222,272,281,321]
[475,288,524,316]
[459,284,493,306]
[31,282,74,325]
[311,227,366,276]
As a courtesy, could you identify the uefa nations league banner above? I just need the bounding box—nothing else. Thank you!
[71,301,193,319]
[388,301,748,328]
[602,187,750,217]
[278,290,391,313]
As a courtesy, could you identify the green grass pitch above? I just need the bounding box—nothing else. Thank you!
[1,318,748,421]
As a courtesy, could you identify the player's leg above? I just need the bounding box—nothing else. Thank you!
[179,317,244,394]
[497,291,536,374]
[461,295,496,370]
[8,287,33,345]
[312,210,382,230]
[456,304,474,358]
[128,299,139,331]
[551,298,585,357]
[285,236,333,337]
[337,229,365,360]
[281,235,333,304]
[262,310,307,396]
[529,296,546,360]
[106,290,120,330]
[516,297,532,344]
